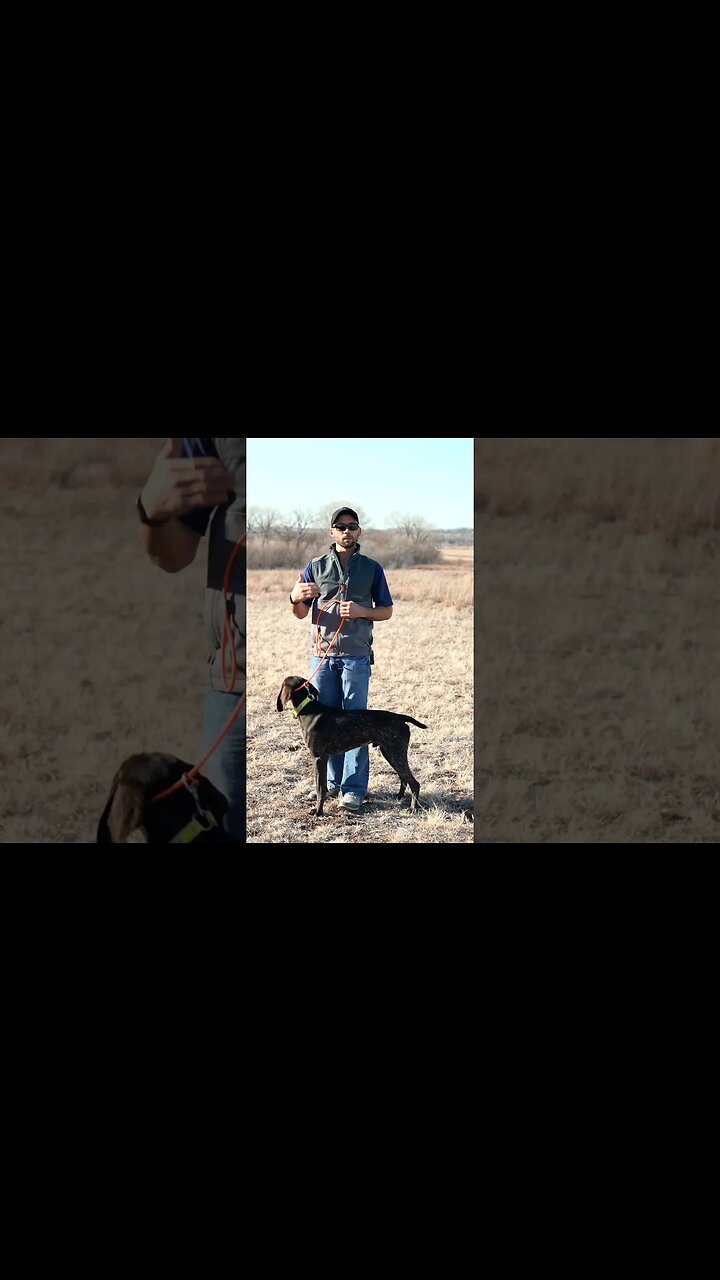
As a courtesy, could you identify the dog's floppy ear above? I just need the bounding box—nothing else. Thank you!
[277,679,294,712]
[97,792,115,843]
[96,780,145,843]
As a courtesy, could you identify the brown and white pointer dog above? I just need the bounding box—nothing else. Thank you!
[277,676,426,817]
[97,753,235,844]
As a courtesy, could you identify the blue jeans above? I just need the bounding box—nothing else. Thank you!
[202,689,246,841]
[312,656,371,797]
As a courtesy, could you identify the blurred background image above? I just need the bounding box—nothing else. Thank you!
[0,438,214,842]
[475,438,720,843]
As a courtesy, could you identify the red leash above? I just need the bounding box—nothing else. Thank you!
[153,531,246,803]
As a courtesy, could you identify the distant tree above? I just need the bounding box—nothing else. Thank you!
[276,508,314,550]
[388,512,436,542]
[248,506,280,543]
[316,502,371,530]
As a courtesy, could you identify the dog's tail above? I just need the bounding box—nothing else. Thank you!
[401,716,427,729]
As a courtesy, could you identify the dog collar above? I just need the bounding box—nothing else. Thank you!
[170,809,219,843]
[293,693,316,718]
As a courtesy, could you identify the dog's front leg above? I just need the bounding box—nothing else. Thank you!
[314,757,327,817]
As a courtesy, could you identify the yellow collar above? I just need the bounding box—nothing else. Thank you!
[293,693,316,718]
[170,810,219,843]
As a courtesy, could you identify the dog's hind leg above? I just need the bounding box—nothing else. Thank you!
[314,757,328,817]
[379,744,422,812]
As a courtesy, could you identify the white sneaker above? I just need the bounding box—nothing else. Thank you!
[340,793,363,812]
[307,788,340,802]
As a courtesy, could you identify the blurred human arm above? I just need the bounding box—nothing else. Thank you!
[140,437,234,573]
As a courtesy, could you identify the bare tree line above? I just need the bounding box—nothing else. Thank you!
[247,504,437,543]
[247,505,444,568]
[248,508,313,548]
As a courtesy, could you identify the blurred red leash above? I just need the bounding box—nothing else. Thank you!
[153,531,246,803]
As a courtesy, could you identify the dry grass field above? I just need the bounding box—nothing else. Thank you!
[1,439,211,843]
[247,558,474,843]
[476,439,720,843]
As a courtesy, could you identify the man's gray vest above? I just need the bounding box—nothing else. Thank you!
[311,545,376,662]
[205,438,245,692]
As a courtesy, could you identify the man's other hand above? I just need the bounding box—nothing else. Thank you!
[291,573,321,604]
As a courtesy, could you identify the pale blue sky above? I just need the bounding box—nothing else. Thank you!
[247,437,474,529]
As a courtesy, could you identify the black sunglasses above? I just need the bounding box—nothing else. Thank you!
[334,522,359,531]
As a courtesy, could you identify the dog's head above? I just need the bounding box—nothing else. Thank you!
[277,676,320,713]
[96,753,231,844]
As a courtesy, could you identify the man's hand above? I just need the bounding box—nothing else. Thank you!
[290,573,321,604]
[140,438,236,523]
[339,600,364,619]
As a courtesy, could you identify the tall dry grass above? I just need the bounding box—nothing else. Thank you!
[248,530,444,570]
[475,439,720,842]
[475,438,720,537]
[4,437,164,497]
[249,566,472,609]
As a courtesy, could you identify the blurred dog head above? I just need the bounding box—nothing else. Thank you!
[96,753,232,844]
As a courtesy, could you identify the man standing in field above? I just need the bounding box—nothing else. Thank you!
[289,507,393,811]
